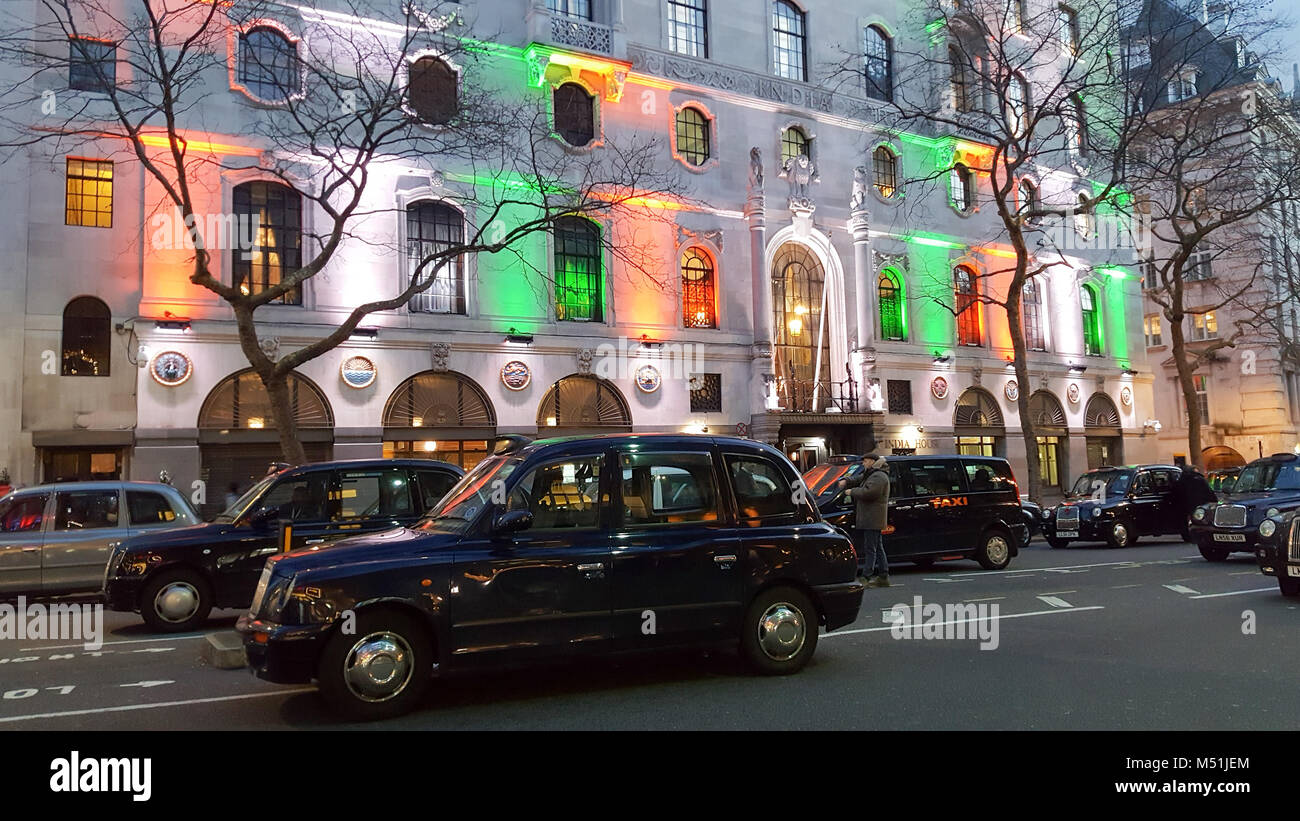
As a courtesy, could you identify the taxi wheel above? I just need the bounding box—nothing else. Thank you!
[1046,536,1070,550]
[140,568,212,633]
[1105,519,1137,549]
[976,529,1013,570]
[1198,543,1230,562]
[740,587,818,676]
[1279,577,1300,597]
[317,608,434,721]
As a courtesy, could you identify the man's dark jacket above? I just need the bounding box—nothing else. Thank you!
[845,466,891,530]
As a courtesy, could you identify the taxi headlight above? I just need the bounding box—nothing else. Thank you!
[1041,508,1051,519]
[1260,518,1277,538]
[1266,507,1280,519]
[1192,507,1206,522]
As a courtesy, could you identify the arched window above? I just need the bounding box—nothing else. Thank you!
[407,201,466,315]
[537,375,632,430]
[781,125,809,165]
[772,1,807,81]
[1081,284,1102,355]
[553,83,595,147]
[61,296,111,376]
[198,369,333,430]
[681,247,717,328]
[878,270,904,341]
[771,242,829,410]
[950,163,975,212]
[954,265,981,346]
[864,25,892,102]
[873,145,899,198]
[675,106,710,166]
[238,26,298,101]
[1022,277,1046,351]
[408,56,457,125]
[949,44,971,112]
[232,180,302,304]
[554,217,602,322]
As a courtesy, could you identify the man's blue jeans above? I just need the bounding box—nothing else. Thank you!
[855,528,888,578]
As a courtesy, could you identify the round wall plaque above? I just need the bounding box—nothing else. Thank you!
[150,351,193,387]
[500,360,532,391]
[1120,386,1133,407]
[340,355,377,389]
[1067,383,1081,404]
[635,364,662,393]
[1004,379,1020,402]
[931,376,949,400]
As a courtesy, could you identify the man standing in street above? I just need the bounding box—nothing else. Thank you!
[840,453,891,588]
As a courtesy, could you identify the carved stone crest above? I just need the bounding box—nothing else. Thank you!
[577,347,595,374]
[259,336,281,362]
[780,152,818,211]
[971,364,983,385]
[851,165,869,211]
[430,342,450,372]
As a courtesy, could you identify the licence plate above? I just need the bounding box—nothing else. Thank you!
[1289,566,1300,577]
[1214,533,1247,542]
[1057,530,1078,539]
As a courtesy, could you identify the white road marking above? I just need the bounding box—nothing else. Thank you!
[1037,595,1074,608]
[1111,584,1142,589]
[962,596,1006,602]
[120,680,174,688]
[1228,571,1257,576]
[825,605,1104,637]
[1164,584,1201,595]
[1189,587,1276,599]
[20,634,206,652]
[921,577,974,583]
[941,559,1178,579]
[0,688,316,724]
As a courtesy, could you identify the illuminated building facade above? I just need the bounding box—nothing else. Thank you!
[0,0,1154,501]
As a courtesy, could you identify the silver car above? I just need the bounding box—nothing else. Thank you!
[0,481,199,595]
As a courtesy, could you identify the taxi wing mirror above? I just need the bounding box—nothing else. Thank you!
[492,509,533,538]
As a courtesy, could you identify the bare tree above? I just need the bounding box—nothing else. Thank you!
[1123,0,1300,470]
[0,0,684,463]
[832,0,1138,501]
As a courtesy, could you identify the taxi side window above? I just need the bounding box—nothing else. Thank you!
[508,455,603,531]
[962,461,1015,492]
[413,469,458,511]
[127,490,181,525]
[905,462,966,496]
[1134,471,1155,494]
[54,490,121,530]
[618,451,720,526]
[256,475,333,523]
[725,454,799,524]
[335,468,414,521]
[0,494,49,532]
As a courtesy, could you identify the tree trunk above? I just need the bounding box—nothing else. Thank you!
[1167,316,1203,470]
[263,370,309,466]
[1005,278,1042,503]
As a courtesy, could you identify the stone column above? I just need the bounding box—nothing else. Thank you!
[849,167,877,408]
[746,147,776,428]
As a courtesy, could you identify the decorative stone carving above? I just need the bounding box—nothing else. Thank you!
[751,342,774,360]
[971,364,983,385]
[676,226,725,253]
[259,336,281,362]
[873,250,909,272]
[526,51,551,87]
[577,347,595,374]
[851,165,869,212]
[607,69,627,102]
[430,342,450,372]
[781,153,818,211]
[701,229,723,251]
[627,45,834,112]
[550,15,612,55]
[748,147,764,194]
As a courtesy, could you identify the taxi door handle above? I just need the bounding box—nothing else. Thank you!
[21,546,39,553]
[577,562,605,579]
[305,538,325,544]
[714,554,737,564]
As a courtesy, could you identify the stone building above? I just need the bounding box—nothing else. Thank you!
[0,0,1154,506]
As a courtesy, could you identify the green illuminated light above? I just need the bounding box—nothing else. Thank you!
[909,234,965,250]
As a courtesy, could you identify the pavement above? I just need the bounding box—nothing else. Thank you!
[0,537,1294,730]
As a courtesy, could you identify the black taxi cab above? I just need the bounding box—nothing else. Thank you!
[810,454,1025,570]
[1188,453,1300,561]
[103,459,463,631]
[1042,465,1189,549]
[1251,508,1300,596]
[237,434,863,720]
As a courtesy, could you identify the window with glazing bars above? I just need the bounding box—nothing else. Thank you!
[951,164,975,211]
[69,37,115,92]
[554,217,602,321]
[878,272,904,340]
[238,27,298,100]
[864,25,892,101]
[676,107,710,165]
[1023,278,1046,350]
[781,127,809,165]
[681,247,716,328]
[65,158,112,228]
[554,83,595,146]
[949,45,971,111]
[873,146,898,198]
[955,267,981,345]
[232,181,302,304]
[548,0,591,21]
[1081,285,1101,354]
[668,0,707,57]
[408,202,466,315]
[772,1,806,81]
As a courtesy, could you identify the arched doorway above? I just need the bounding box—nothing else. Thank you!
[382,370,496,469]
[536,374,632,434]
[1084,392,1123,469]
[771,242,829,411]
[1029,390,1068,491]
[197,369,334,518]
[954,387,1006,456]
[1201,445,1246,471]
